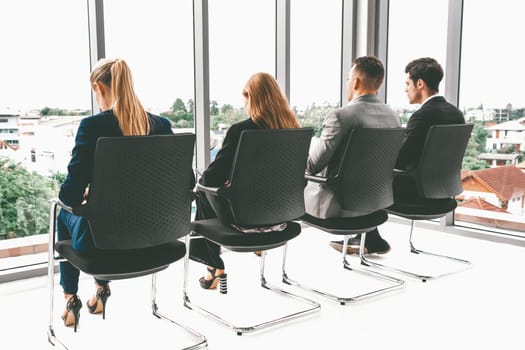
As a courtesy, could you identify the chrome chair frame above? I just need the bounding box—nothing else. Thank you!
[283,128,407,304]
[182,234,320,336]
[183,128,320,335]
[47,200,208,350]
[360,219,471,282]
[360,124,474,282]
[47,134,207,349]
[283,226,405,305]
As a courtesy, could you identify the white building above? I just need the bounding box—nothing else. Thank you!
[485,117,525,152]
[0,113,20,155]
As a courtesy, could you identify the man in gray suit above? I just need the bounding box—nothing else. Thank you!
[304,56,400,254]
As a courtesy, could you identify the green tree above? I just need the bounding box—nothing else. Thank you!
[40,107,51,116]
[0,157,56,239]
[187,99,194,114]
[298,103,336,137]
[171,98,187,114]
[162,98,195,128]
[462,156,489,170]
[210,100,219,115]
[211,103,247,131]
[462,121,489,170]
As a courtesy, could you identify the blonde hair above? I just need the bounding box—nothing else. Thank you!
[90,58,149,136]
[242,72,300,129]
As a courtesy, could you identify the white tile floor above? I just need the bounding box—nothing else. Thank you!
[1,219,525,350]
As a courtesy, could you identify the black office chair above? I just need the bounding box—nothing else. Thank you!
[361,124,474,282]
[283,128,406,305]
[47,134,207,350]
[183,128,321,335]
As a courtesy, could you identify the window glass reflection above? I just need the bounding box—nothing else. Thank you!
[208,0,275,156]
[104,0,194,129]
[455,0,525,236]
[386,0,448,113]
[290,0,342,137]
[0,0,90,270]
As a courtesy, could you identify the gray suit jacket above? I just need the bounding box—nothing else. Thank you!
[304,94,401,218]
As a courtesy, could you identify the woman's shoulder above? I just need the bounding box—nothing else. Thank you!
[82,109,113,120]
[78,110,117,128]
[147,112,173,134]
[229,118,258,131]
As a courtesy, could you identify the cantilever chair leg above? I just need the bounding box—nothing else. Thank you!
[47,202,67,350]
[282,232,405,305]
[47,202,207,350]
[151,273,208,349]
[360,221,471,282]
[183,235,320,336]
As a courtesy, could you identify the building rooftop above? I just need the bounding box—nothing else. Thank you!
[458,197,509,212]
[486,118,525,131]
[462,165,525,200]
[478,153,519,161]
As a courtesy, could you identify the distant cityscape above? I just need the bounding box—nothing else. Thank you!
[1,101,525,235]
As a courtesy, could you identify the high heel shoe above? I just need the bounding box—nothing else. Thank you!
[199,266,228,294]
[62,295,82,332]
[87,284,111,319]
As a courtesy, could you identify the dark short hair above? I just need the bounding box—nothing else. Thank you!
[353,56,385,90]
[405,57,443,92]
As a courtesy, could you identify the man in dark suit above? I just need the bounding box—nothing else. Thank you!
[331,57,465,255]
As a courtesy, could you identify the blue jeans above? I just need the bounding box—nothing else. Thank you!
[56,209,108,294]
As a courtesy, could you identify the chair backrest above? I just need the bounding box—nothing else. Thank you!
[77,134,195,250]
[332,128,405,213]
[412,124,473,198]
[210,128,313,227]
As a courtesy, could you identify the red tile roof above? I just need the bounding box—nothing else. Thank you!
[463,165,525,200]
[458,197,508,213]
[461,169,471,180]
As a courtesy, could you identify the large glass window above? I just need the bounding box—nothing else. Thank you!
[104,0,194,130]
[290,0,342,136]
[0,1,91,271]
[386,0,448,115]
[454,0,525,237]
[207,0,275,154]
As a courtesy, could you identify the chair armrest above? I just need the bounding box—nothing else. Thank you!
[55,199,74,213]
[305,174,329,184]
[393,168,416,181]
[195,183,222,194]
[55,199,90,217]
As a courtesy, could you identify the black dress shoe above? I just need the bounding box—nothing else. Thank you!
[329,234,391,255]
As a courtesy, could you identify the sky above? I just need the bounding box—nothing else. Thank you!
[1,0,523,114]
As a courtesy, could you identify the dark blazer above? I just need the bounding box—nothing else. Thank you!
[200,118,259,187]
[395,96,465,170]
[59,110,174,207]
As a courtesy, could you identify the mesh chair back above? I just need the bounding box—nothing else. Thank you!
[78,134,195,250]
[414,124,473,198]
[335,128,405,212]
[215,128,313,226]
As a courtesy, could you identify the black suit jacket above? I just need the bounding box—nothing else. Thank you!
[59,110,174,207]
[395,96,465,170]
[200,118,260,187]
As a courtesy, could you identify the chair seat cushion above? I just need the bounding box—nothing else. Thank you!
[386,198,457,220]
[55,239,186,280]
[191,219,301,252]
[301,211,388,235]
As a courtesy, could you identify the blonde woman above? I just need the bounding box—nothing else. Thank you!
[57,58,175,331]
[190,72,300,290]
